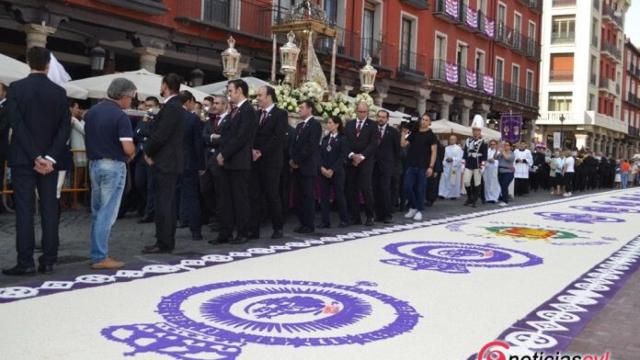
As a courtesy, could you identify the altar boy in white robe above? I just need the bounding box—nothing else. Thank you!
[439,135,463,199]
[513,141,533,196]
[483,139,501,203]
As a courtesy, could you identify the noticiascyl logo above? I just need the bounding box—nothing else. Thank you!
[477,340,510,360]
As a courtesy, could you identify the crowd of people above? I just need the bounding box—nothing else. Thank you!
[0,47,637,275]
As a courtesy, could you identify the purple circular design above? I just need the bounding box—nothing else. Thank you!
[156,279,420,347]
[570,205,640,214]
[382,241,541,273]
[535,212,625,224]
[613,195,640,202]
[594,201,640,208]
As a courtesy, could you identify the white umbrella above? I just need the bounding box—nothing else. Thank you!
[481,127,501,141]
[67,69,210,102]
[430,119,472,137]
[0,52,88,99]
[196,76,270,95]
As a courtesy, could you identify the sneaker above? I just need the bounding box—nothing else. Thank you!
[413,211,423,221]
[563,192,572,197]
[404,208,417,219]
[499,202,508,207]
[91,257,124,270]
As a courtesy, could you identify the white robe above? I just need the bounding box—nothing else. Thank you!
[514,149,533,179]
[483,148,501,202]
[439,145,463,198]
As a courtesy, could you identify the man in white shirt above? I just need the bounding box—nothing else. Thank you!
[513,141,533,196]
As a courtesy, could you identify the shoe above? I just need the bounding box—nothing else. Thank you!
[404,209,417,219]
[142,245,172,254]
[338,222,349,228]
[192,234,203,241]
[91,257,124,270]
[364,218,374,226]
[383,216,393,224]
[499,202,508,207]
[138,216,154,224]
[271,230,284,239]
[563,192,572,197]
[143,243,159,252]
[2,265,36,276]
[247,231,260,240]
[177,222,189,229]
[413,212,423,221]
[351,218,362,225]
[297,226,315,234]
[210,235,231,244]
[37,263,54,274]
[317,223,331,229]
[230,235,249,244]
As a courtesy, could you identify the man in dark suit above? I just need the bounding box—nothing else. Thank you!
[289,100,322,233]
[142,74,185,254]
[216,79,258,244]
[281,123,296,217]
[2,47,70,275]
[0,82,8,213]
[344,101,378,226]
[200,95,228,235]
[249,86,287,239]
[134,96,160,223]
[178,90,204,241]
[373,110,400,223]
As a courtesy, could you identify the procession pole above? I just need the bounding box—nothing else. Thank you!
[330,37,337,96]
[271,34,277,84]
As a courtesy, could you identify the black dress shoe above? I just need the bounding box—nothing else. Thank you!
[37,263,54,274]
[317,223,331,229]
[271,230,284,239]
[209,235,231,244]
[383,217,393,224]
[351,218,362,225]
[364,218,374,226]
[142,245,172,254]
[247,231,260,240]
[230,235,249,244]
[177,222,189,229]
[338,222,349,228]
[138,216,154,224]
[297,226,315,234]
[2,265,36,276]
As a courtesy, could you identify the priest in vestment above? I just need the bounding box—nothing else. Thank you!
[438,135,463,199]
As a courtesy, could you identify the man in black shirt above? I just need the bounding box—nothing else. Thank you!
[400,113,437,221]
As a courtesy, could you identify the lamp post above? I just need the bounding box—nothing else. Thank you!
[221,36,241,80]
[279,31,301,85]
[90,46,106,75]
[559,114,565,150]
[359,56,377,94]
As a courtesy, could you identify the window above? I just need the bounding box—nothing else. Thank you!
[528,21,536,53]
[551,16,575,43]
[475,50,485,74]
[526,70,534,105]
[400,17,416,71]
[324,0,338,24]
[550,53,574,81]
[548,92,573,111]
[436,33,447,60]
[512,64,520,99]
[477,0,487,13]
[362,6,375,59]
[497,3,507,39]
[590,55,597,85]
[456,42,468,68]
[514,12,522,48]
[589,94,596,110]
[496,58,504,96]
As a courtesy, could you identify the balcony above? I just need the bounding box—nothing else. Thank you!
[590,73,597,85]
[96,0,167,15]
[602,4,624,29]
[599,78,617,95]
[552,0,576,7]
[550,70,573,82]
[519,0,542,11]
[628,126,640,138]
[537,111,628,134]
[398,50,426,82]
[175,0,273,40]
[551,32,575,44]
[434,0,460,23]
[601,41,622,62]
[628,92,640,107]
[400,0,429,9]
[360,36,395,69]
[591,35,598,48]
[458,3,481,33]
[593,0,599,10]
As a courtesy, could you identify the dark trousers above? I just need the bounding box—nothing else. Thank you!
[280,161,292,215]
[199,166,216,224]
[12,166,59,267]
[564,172,574,193]
[346,160,374,221]
[498,172,514,203]
[515,178,529,196]
[179,169,201,236]
[426,173,440,203]
[134,158,154,217]
[293,171,316,228]
[153,169,178,250]
[373,164,393,220]
[319,172,348,225]
[249,161,283,232]
[218,168,250,237]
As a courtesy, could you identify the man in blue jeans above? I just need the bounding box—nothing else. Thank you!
[84,78,136,269]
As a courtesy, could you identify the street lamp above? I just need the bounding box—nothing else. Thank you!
[559,114,565,150]
[359,56,377,93]
[190,68,204,87]
[221,36,241,80]
[280,31,301,85]
[90,46,106,73]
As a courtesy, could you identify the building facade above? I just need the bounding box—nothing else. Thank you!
[623,38,640,156]
[0,0,540,130]
[536,0,633,157]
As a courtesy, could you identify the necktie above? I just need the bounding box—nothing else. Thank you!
[259,110,268,126]
[230,104,239,118]
[356,121,363,137]
[212,115,221,132]
[377,126,383,144]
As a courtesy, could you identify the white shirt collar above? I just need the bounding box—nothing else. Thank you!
[263,104,275,113]
[303,116,313,124]
[0,98,6,106]
[236,99,248,109]
[164,94,177,104]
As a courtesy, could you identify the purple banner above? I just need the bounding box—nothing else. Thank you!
[465,7,478,28]
[482,75,494,94]
[484,18,495,38]
[445,0,459,19]
[500,114,523,142]
[465,69,477,89]
[446,63,459,84]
